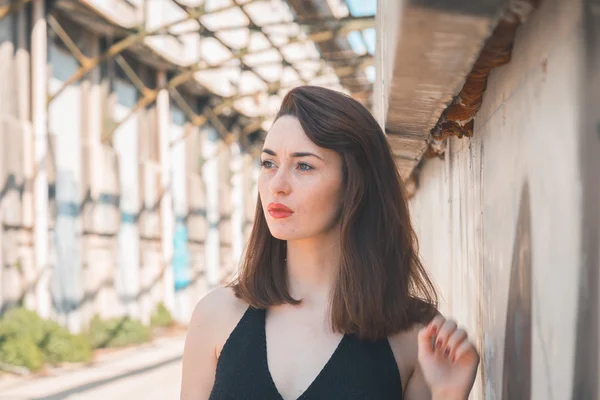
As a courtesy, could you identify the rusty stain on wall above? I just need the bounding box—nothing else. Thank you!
[427,1,540,156]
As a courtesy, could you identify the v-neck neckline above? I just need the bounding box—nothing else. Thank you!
[260,308,348,400]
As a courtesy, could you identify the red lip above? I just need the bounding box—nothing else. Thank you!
[267,202,294,219]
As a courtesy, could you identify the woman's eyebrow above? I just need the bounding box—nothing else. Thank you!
[262,148,323,161]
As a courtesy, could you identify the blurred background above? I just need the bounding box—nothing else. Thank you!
[0,0,598,399]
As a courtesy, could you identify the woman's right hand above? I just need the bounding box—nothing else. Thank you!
[417,315,480,400]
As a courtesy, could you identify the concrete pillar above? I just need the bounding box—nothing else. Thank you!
[251,157,260,214]
[171,106,190,322]
[230,141,245,269]
[81,33,106,327]
[18,6,35,312]
[31,0,51,319]
[157,71,175,313]
[113,78,140,319]
[373,0,401,128]
[16,8,29,122]
[86,36,102,171]
[242,152,257,240]
[202,126,220,288]
[218,144,232,278]
[48,36,83,332]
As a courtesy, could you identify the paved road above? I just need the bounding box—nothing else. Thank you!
[0,335,185,400]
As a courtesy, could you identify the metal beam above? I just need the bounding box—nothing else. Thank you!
[104,49,367,141]
[115,55,153,98]
[44,0,374,141]
[0,0,32,20]
[106,62,207,138]
[172,1,272,88]
[47,15,89,65]
[212,63,366,115]
[47,0,253,103]
[192,14,376,33]
[168,15,375,44]
[48,33,150,103]
[203,106,233,143]
[169,87,258,144]
[243,118,265,135]
[168,87,207,127]
[232,0,307,87]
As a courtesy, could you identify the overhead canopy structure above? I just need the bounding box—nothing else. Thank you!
[375,0,539,181]
[35,0,376,140]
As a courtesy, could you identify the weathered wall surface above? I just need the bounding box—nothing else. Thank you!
[409,0,599,398]
[0,7,36,314]
[0,8,258,330]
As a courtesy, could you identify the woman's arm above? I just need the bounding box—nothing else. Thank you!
[180,298,219,400]
[404,362,432,400]
[404,364,467,400]
[180,287,248,399]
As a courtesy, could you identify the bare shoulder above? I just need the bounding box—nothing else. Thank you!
[191,286,247,320]
[181,287,248,398]
[387,323,426,390]
[188,286,249,355]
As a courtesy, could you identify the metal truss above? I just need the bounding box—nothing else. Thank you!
[5,0,375,143]
[0,0,33,20]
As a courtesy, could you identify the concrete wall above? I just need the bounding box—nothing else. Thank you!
[409,0,598,398]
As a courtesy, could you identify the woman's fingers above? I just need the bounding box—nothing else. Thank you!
[420,315,478,364]
[451,337,479,364]
[418,316,444,356]
[435,319,457,356]
[445,328,468,360]
[429,315,446,331]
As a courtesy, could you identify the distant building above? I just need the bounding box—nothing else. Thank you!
[0,0,374,330]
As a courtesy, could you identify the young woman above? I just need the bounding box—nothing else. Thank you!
[181,86,479,399]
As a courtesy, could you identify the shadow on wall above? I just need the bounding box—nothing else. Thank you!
[501,183,532,399]
[501,16,600,392]
[572,2,599,398]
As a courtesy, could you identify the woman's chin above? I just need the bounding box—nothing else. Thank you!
[267,227,303,241]
[269,231,295,241]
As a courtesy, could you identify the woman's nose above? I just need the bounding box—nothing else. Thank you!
[270,167,291,195]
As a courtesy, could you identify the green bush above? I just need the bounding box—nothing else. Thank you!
[0,336,45,371]
[41,320,91,365]
[87,315,151,349]
[150,302,173,328]
[0,308,92,371]
[0,308,155,372]
[0,308,48,344]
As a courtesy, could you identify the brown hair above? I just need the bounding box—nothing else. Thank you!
[229,85,438,340]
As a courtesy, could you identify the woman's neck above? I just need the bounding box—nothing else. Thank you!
[285,228,341,306]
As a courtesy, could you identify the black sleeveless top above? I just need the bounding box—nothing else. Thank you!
[209,307,403,399]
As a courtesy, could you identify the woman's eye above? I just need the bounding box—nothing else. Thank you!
[297,162,314,171]
[261,160,275,169]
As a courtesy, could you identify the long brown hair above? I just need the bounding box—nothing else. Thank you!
[229,85,438,340]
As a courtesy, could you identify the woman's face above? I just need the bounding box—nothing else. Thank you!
[259,116,344,241]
